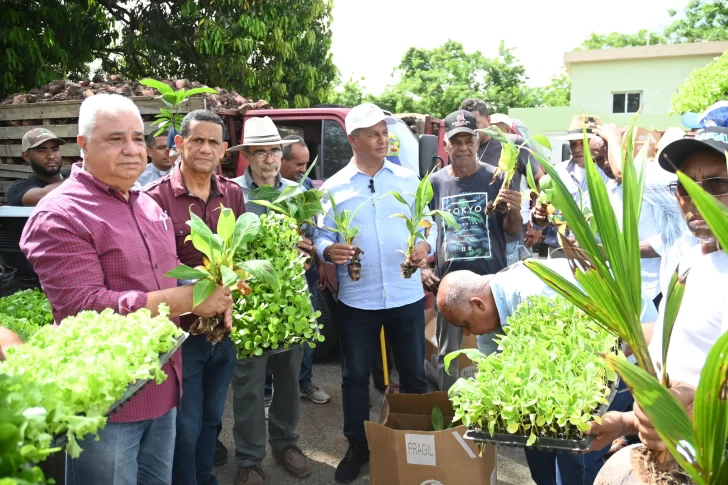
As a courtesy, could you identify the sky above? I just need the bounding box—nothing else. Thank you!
[330,0,689,95]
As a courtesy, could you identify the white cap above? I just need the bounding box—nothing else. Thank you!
[490,113,512,126]
[345,103,397,135]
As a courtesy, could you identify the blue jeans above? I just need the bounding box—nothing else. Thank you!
[173,336,236,485]
[338,298,427,445]
[524,381,634,485]
[66,408,177,485]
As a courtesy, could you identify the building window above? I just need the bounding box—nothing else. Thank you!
[612,92,641,114]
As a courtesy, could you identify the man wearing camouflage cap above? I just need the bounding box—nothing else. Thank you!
[8,128,69,206]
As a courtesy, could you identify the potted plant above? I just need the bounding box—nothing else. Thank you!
[232,213,323,358]
[164,206,278,344]
[446,295,619,450]
[321,192,373,281]
[378,169,459,278]
[139,78,217,135]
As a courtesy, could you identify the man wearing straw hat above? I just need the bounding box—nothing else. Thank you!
[227,117,312,485]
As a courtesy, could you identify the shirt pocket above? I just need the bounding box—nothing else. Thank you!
[151,219,178,256]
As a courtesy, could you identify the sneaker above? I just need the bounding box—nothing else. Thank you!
[274,445,312,478]
[214,439,228,467]
[335,444,369,483]
[264,394,272,420]
[300,382,331,404]
[236,465,265,485]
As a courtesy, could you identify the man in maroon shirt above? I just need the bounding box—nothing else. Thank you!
[20,94,233,485]
[145,109,244,485]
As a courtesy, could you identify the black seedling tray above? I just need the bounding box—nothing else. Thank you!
[465,375,621,452]
[51,332,188,448]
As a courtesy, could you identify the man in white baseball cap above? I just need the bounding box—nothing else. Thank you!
[489,113,513,134]
[314,102,435,483]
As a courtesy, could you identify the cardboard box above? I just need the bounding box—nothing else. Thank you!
[366,392,496,485]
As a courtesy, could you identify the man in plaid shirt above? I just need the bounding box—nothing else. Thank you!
[21,94,233,485]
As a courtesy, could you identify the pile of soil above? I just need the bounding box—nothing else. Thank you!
[1,75,271,114]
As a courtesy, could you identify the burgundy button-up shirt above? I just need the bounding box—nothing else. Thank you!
[144,163,246,330]
[20,163,181,423]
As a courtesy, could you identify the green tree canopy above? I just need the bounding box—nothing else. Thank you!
[671,51,728,114]
[361,40,537,118]
[2,0,337,107]
[578,0,728,50]
[533,73,571,107]
[327,76,367,107]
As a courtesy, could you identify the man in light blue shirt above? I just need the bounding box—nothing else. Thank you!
[136,130,174,188]
[313,103,435,484]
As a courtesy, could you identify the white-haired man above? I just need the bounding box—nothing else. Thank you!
[21,94,233,485]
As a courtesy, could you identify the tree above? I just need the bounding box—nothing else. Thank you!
[100,0,336,108]
[534,73,571,107]
[1,1,116,98]
[665,0,728,42]
[327,76,367,107]
[2,1,337,108]
[671,51,728,113]
[577,30,668,50]
[368,40,538,118]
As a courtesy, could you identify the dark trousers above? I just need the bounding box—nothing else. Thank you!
[523,380,634,485]
[173,336,236,485]
[338,298,427,446]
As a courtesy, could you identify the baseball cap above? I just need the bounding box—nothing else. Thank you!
[490,113,513,127]
[681,101,728,130]
[22,128,65,151]
[345,103,396,135]
[444,110,477,139]
[658,127,728,173]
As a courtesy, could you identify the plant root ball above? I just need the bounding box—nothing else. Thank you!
[485,200,508,216]
[594,444,693,485]
[400,261,417,279]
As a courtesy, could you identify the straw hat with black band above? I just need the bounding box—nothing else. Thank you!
[559,114,604,141]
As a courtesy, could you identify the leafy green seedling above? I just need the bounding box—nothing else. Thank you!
[140,78,217,136]
[323,192,373,281]
[378,169,459,278]
[165,206,278,343]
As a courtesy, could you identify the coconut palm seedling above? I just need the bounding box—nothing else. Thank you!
[322,192,373,281]
[165,206,279,344]
[140,78,217,136]
[378,169,459,278]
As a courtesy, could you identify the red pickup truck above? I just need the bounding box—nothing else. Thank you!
[233,107,446,359]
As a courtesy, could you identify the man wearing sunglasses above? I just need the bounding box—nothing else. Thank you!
[586,126,728,457]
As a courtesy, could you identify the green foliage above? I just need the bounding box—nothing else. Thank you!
[165,207,277,308]
[141,79,216,136]
[666,0,728,43]
[323,192,372,245]
[250,158,325,230]
[532,73,571,108]
[0,373,50,484]
[524,124,655,376]
[0,289,53,324]
[577,30,668,50]
[0,306,183,459]
[1,1,116,98]
[232,213,322,359]
[671,51,728,114]
[370,40,539,118]
[447,296,618,446]
[430,405,454,432]
[379,169,459,258]
[605,327,728,485]
[327,76,368,107]
[102,0,336,108]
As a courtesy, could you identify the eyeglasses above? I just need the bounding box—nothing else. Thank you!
[668,176,728,198]
[249,148,283,161]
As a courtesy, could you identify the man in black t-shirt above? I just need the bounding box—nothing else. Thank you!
[7,128,69,206]
[422,110,522,390]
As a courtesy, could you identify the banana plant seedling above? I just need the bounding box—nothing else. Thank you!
[323,192,373,281]
[378,169,459,279]
[140,78,217,136]
[165,206,279,343]
[250,156,325,235]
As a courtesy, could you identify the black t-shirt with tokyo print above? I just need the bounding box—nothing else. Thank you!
[430,163,508,278]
